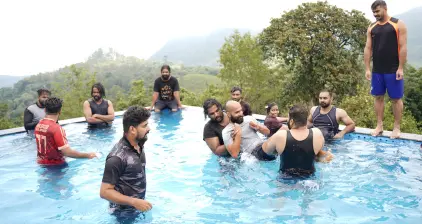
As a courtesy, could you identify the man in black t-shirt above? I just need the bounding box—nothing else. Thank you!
[202,99,230,156]
[150,65,182,112]
[100,106,152,217]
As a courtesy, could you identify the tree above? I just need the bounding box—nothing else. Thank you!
[0,103,14,130]
[218,30,276,114]
[404,65,422,126]
[117,80,149,110]
[53,65,96,120]
[260,1,369,104]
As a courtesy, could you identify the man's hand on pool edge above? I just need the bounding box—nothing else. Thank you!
[131,198,152,212]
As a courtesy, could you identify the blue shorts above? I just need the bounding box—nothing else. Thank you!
[371,73,404,99]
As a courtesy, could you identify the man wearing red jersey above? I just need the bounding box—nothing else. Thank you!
[35,97,97,165]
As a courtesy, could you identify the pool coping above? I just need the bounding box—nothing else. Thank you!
[1,106,421,142]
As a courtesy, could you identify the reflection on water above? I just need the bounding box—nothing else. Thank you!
[152,109,183,140]
[36,163,74,200]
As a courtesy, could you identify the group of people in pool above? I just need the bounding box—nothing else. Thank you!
[202,88,356,173]
[21,0,407,216]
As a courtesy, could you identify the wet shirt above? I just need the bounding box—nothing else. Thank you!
[312,106,339,140]
[34,118,68,165]
[153,76,180,101]
[102,137,147,212]
[280,129,316,176]
[24,102,46,131]
[203,119,225,145]
[89,99,109,116]
[264,116,283,137]
[222,116,264,154]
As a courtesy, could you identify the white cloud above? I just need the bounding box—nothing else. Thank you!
[1,0,421,76]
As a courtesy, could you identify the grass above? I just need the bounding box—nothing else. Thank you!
[179,74,222,93]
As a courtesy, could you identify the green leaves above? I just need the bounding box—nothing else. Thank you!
[260,1,369,104]
[218,30,275,114]
[53,65,96,120]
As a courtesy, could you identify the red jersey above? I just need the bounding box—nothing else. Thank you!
[34,118,68,165]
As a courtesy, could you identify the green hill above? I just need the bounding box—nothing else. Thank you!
[179,74,221,93]
[149,28,256,67]
[395,6,422,67]
[0,75,26,88]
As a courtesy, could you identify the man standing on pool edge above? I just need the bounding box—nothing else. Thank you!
[150,65,183,112]
[100,106,152,217]
[364,0,407,139]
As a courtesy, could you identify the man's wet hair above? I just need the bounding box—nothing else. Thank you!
[319,89,333,98]
[266,102,278,114]
[37,88,51,97]
[203,98,223,119]
[91,82,106,97]
[289,105,309,127]
[230,86,242,93]
[123,106,151,133]
[45,97,63,114]
[161,64,171,73]
[371,0,387,10]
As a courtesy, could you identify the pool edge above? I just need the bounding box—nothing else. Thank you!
[1,106,421,142]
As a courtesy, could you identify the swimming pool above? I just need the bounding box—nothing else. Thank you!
[0,107,421,223]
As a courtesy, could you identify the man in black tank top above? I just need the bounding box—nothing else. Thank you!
[364,1,408,139]
[260,105,333,177]
[307,90,355,140]
[83,83,115,127]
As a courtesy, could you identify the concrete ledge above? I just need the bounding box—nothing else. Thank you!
[0,107,421,142]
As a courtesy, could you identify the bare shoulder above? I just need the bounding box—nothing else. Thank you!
[336,108,347,116]
[272,129,287,140]
[310,106,317,113]
[83,100,90,106]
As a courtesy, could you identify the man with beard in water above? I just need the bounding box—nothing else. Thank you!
[100,106,152,219]
[261,105,333,177]
[308,90,355,140]
[203,98,230,156]
[150,65,182,112]
[24,88,51,133]
[222,100,275,160]
[83,82,115,128]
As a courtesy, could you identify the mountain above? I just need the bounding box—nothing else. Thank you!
[395,6,422,67]
[149,28,257,67]
[0,75,26,88]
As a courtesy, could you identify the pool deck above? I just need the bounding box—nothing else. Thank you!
[1,106,421,142]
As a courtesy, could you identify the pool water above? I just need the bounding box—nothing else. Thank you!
[0,107,421,224]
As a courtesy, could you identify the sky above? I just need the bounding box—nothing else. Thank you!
[1,0,422,76]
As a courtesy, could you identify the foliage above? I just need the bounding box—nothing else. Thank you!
[260,1,369,104]
[218,30,280,114]
[340,85,421,134]
[179,74,222,93]
[0,48,221,129]
[116,80,149,110]
[404,65,422,126]
[52,65,96,120]
[0,103,14,129]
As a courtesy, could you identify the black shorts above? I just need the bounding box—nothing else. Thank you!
[252,144,276,161]
[155,99,178,110]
